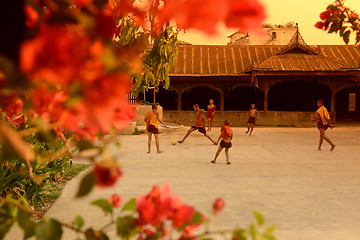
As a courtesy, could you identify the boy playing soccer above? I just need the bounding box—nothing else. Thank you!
[246,103,260,136]
[178,104,217,144]
[311,99,335,151]
[144,103,167,153]
[211,120,233,165]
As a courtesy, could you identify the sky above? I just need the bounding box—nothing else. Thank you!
[179,0,360,45]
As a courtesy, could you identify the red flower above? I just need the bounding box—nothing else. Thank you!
[95,12,116,39]
[23,4,39,28]
[314,21,325,30]
[212,198,225,215]
[93,160,122,188]
[136,183,197,232]
[0,95,25,127]
[320,9,332,21]
[350,12,359,19]
[108,193,122,208]
[224,0,266,31]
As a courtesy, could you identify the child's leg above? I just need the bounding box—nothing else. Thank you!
[249,123,254,136]
[318,129,324,150]
[207,118,210,131]
[225,148,230,164]
[246,123,250,133]
[154,134,163,153]
[210,119,213,131]
[147,132,152,153]
[204,133,216,144]
[178,127,196,143]
[211,146,223,163]
[320,128,335,150]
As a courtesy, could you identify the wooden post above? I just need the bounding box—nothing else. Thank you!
[177,94,182,111]
[264,88,269,112]
[331,90,336,123]
[220,89,225,112]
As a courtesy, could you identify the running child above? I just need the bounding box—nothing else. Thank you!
[207,99,216,131]
[211,120,233,165]
[246,103,260,136]
[311,99,335,151]
[144,103,167,153]
[178,104,217,144]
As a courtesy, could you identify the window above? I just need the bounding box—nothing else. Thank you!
[272,32,277,39]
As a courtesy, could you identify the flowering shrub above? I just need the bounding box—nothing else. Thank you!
[0,0,274,239]
[316,0,360,44]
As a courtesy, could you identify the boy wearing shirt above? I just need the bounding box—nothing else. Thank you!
[145,103,167,153]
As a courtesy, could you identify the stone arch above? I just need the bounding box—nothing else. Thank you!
[141,86,179,110]
[224,85,264,110]
[181,85,221,110]
[335,85,360,120]
[268,81,331,111]
[179,84,222,96]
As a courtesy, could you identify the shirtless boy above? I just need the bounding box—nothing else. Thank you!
[246,103,260,136]
[211,120,233,165]
[178,104,217,144]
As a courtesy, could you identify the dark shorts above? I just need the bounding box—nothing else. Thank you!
[317,122,328,130]
[220,140,232,149]
[191,126,206,134]
[247,117,256,124]
[148,124,159,134]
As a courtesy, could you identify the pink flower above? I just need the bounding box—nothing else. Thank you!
[108,193,122,208]
[314,21,325,30]
[320,9,332,21]
[212,198,225,215]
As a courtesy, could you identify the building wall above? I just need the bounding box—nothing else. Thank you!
[163,110,315,127]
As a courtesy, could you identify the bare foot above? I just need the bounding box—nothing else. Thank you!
[245,130,249,134]
[213,142,218,145]
[318,147,322,151]
[177,140,183,144]
[147,151,150,154]
[211,160,216,164]
[330,145,336,151]
[227,161,231,165]
[157,150,163,153]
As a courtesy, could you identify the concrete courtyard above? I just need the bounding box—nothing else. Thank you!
[6,125,360,240]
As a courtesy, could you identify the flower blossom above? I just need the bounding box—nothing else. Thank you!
[136,183,200,238]
[212,198,225,215]
[108,193,122,208]
[320,9,332,21]
[93,160,122,188]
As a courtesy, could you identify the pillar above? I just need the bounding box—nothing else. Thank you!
[264,89,269,112]
[177,94,182,111]
[220,89,225,112]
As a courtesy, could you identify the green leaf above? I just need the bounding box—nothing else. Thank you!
[91,199,113,215]
[0,204,15,240]
[77,139,97,152]
[232,228,247,240]
[17,209,36,239]
[266,225,277,234]
[121,198,136,212]
[343,30,351,44]
[328,21,338,34]
[85,228,109,240]
[253,211,264,226]
[76,172,95,198]
[35,218,63,240]
[73,215,85,230]
[116,216,138,239]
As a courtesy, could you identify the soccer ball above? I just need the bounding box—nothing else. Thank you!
[172,140,177,145]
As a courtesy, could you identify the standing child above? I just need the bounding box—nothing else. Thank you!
[311,99,335,151]
[178,104,217,144]
[144,103,167,153]
[207,99,216,131]
[246,103,260,136]
[211,120,233,165]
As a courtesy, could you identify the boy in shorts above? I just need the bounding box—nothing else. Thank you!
[311,99,335,151]
[178,104,216,144]
[144,103,167,153]
[211,120,233,164]
[246,103,260,136]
